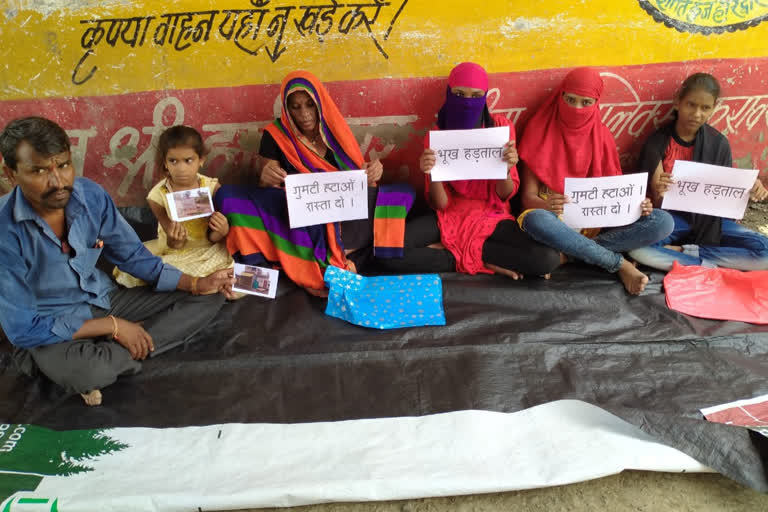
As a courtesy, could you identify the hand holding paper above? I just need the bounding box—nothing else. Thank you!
[655,171,676,198]
[364,159,383,185]
[502,140,518,167]
[544,193,570,216]
[640,198,653,217]
[208,212,230,242]
[260,160,288,188]
[420,148,436,175]
[166,221,187,249]
[751,178,768,202]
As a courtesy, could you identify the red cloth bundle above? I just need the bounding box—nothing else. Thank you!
[664,261,768,324]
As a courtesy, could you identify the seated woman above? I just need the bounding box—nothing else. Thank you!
[419,62,561,279]
[216,70,417,295]
[517,67,674,294]
[628,72,768,271]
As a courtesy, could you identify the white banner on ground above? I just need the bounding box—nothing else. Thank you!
[429,126,509,182]
[285,170,368,228]
[661,161,757,220]
[563,173,648,229]
[0,400,708,511]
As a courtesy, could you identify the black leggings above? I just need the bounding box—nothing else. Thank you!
[373,212,457,274]
[482,220,561,275]
[376,214,560,276]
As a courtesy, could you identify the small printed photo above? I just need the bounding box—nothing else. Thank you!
[166,187,214,222]
[232,263,279,299]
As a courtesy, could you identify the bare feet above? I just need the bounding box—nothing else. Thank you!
[427,242,446,250]
[538,253,568,280]
[80,389,102,406]
[617,259,649,295]
[484,263,523,280]
[664,245,684,253]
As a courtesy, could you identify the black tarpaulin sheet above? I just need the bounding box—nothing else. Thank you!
[1,266,768,491]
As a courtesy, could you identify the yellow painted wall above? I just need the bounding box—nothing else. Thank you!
[1,0,768,101]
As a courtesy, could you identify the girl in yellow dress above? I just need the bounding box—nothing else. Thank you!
[115,125,233,289]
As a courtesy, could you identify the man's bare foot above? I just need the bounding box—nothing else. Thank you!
[559,253,568,265]
[664,245,684,253]
[484,263,522,280]
[80,389,102,406]
[427,242,445,250]
[617,259,649,295]
[304,286,329,298]
[542,273,551,280]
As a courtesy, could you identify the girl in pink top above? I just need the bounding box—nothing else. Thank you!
[420,62,561,279]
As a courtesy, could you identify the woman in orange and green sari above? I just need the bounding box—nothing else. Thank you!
[216,71,431,295]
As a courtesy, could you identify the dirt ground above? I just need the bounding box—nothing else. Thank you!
[743,199,768,233]
[235,471,768,512]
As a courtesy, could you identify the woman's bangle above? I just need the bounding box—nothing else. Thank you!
[108,315,119,340]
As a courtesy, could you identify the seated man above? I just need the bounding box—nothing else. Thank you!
[0,117,234,406]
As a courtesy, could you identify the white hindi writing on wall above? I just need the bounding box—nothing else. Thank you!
[562,173,648,229]
[661,161,758,220]
[428,126,510,182]
[285,170,368,229]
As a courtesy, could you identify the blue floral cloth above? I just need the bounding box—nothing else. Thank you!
[324,267,446,329]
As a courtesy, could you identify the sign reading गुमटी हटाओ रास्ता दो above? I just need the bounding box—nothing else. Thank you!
[285,170,369,228]
[562,173,648,229]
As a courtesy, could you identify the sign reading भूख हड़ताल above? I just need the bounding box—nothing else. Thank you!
[637,0,768,34]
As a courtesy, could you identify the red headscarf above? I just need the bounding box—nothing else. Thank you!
[518,67,621,194]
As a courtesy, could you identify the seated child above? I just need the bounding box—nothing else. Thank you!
[628,72,768,271]
[115,125,234,289]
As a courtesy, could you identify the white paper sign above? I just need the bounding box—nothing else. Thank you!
[661,160,757,220]
[285,170,368,228]
[232,263,279,298]
[562,173,648,229]
[166,187,214,222]
[429,126,509,182]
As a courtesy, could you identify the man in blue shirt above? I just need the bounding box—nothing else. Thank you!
[0,117,234,406]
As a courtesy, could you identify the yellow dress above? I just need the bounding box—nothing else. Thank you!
[114,174,234,288]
